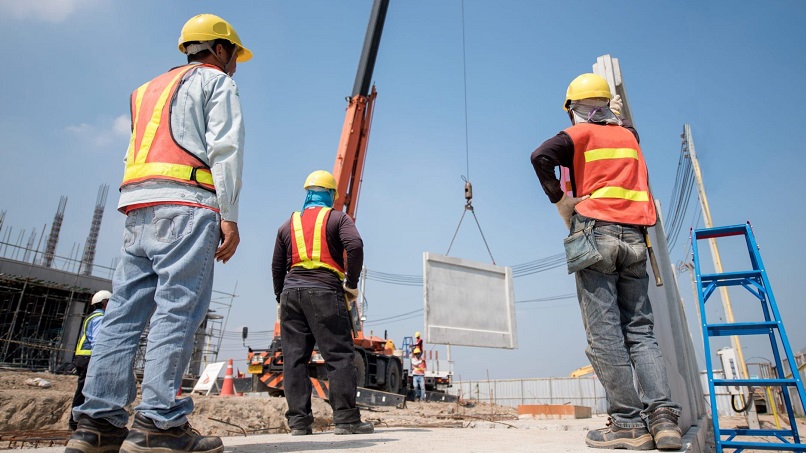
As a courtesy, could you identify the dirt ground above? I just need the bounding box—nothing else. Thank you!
[0,369,517,440]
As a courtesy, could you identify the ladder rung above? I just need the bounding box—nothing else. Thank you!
[713,378,798,387]
[694,224,748,239]
[706,321,777,336]
[700,270,762,282]
[721,440,806,451]
[721,428,800,437]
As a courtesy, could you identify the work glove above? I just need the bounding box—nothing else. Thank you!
[554,193,590,230]
[343,282,359,303]
[609,94,623,117]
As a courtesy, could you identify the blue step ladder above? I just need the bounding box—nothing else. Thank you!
[400,336,413,358]
[692,223,806,452]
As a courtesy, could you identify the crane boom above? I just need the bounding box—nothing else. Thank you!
[332,0,389,221]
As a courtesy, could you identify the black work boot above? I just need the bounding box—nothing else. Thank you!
[334,421,374,435]
[585,419,655,450]
[120,413,223,453]
[648,408,683,450]
[290,427,312,436]
[65,415,129,453]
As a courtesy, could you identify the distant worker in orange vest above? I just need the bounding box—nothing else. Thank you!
[412,331,423,355]
[68,13,250,453]
[272,170,374,436]
[68,290,110,431]
[530,73,682,451]
[410,348,427,402]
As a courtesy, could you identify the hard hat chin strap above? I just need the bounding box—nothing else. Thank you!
[189,41,237,76]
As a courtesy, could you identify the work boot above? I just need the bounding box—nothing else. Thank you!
[120,413,223,453]
[648,408,683,451]
[290,427,312,436]
[585,419,655,450]
[334,421,374,435]
[65,415,129,453]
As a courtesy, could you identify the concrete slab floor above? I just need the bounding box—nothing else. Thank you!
[16,415,704,453]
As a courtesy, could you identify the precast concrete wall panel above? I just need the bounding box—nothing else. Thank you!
[423,253,517,349]
[450,377,607,413]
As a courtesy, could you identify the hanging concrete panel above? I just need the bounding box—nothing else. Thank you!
[423,253,517,349]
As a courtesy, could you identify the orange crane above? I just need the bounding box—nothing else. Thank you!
[246,0,404,399]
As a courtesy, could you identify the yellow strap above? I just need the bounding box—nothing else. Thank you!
[125,84,148,165]
[75,311,103,354]
[135,67,196,165]
[590,186,649,201]
[584,147,638,162]
[123,162,214,186]
[291,211,309,261]
[310,208,329,263]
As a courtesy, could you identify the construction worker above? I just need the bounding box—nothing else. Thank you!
[530,73,682,451]
[412,331,423,355]
[67,14,250,453]
[271,170,374,436]
[68,290,111,431]
[410,347,427,402]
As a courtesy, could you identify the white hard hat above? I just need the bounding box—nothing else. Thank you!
[91,290,112,305]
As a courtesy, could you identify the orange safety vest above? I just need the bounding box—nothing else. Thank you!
[290,207,345,279]
[565,123,656,226]
[120,64,220,193]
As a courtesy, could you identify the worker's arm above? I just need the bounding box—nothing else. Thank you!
[85,315,104,349]
[619,118,640,143]
[271,222,290,302]
[530,132,575,203]
[337,213,364,289]
[205,74,245,223]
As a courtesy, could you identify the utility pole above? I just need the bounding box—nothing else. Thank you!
[683,123,760,428]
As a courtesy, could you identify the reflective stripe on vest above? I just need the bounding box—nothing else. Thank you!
[120,64,218,193]
[290,207,346,279]
[565,123,656,226]
[75,310,103,356]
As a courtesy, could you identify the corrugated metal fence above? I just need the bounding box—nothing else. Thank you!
[447,377,607,414]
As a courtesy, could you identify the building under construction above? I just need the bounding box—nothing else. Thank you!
[0,187,234,376]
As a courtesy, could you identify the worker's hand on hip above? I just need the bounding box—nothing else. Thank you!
[610,94,623,117]
[554,193,589,230]
[343,282,359,303]
[215,220,240,263]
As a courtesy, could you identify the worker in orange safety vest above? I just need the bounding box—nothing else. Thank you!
[272,170,374,436]
[530,73,682,451]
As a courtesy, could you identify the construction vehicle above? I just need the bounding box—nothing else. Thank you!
[245,0,405,400]
[569,364,594,378]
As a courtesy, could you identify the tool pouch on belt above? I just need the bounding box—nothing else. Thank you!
[563,214,602,274]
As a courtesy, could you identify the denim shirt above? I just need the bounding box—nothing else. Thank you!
[118,63,245,222]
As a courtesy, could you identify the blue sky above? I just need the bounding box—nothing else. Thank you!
[1,1,804,381]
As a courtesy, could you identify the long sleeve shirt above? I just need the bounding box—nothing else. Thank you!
[85,310,104,350]
[530,119,639,203]
[118,63,245,222]
[271,209,364,300]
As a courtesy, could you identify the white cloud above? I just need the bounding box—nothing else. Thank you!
[0,0,91,23]
[66,114,131,149]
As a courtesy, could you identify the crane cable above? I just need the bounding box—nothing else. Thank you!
[445,0,496,265]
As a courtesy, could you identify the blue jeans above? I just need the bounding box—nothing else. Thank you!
[571,214,681,428]
[73,205,220,429]
[412,375,425,401]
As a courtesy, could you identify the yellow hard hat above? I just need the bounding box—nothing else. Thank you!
[413,347,421,354]
[304,170,339,200]
[178,14,253,63]
[564,73,612,110]
[415,331,421,338]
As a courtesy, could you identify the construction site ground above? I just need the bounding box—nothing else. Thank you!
[1,370,802,452]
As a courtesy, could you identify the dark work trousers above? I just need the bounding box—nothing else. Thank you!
[280,287,360,429]
[69,355,91,430]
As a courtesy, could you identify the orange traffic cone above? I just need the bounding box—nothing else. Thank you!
[219,359,235,397]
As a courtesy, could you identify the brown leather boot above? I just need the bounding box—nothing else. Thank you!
[648,408,683,450]
[585,418,655,450]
